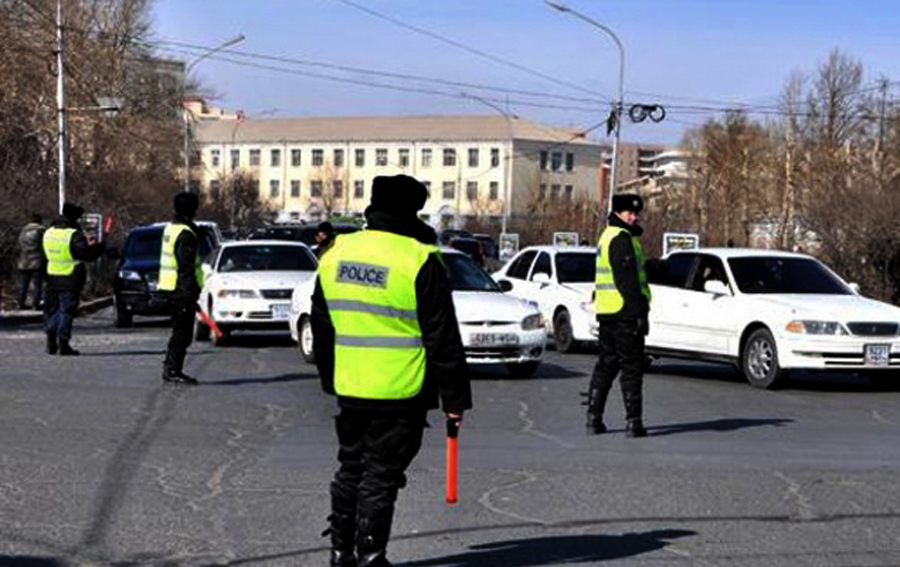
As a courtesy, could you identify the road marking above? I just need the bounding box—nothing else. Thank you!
[477,470,550,526]
[871,410,891,424]
[774,471,816,521]
[515,400,577,449]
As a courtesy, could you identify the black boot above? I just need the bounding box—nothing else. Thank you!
[162,351,198,385]
[585,385,608,435]
[46,333,58,355]
[58,339,79,356]
[357,515,393,567]
[323,512,357,567]
[625,419,647,438]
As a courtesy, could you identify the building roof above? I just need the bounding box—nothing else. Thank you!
[195,114,600,146]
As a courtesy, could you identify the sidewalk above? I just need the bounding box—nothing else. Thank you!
[0,296,112,327]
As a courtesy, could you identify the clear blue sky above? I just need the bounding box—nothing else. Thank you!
[151,0,900,145]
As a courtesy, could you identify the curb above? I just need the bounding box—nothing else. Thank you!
[0,296,113,327]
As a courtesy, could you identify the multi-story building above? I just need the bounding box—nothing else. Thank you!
[193,114,604,229]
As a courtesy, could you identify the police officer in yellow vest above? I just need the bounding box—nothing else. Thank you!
[42,202,105,355]
[159,192,204,385]
[312,175,472,567]
[587,193,652,438]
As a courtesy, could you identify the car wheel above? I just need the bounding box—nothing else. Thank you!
[113,298,132,328]
[505,361,540,378]
[866,371,899,391]
[553,310,576,354]
[299,315,316,363]
[742,328,786,389]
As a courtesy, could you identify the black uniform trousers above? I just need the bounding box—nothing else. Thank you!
[589,318,645,422]
[331,408,425,550]
[44,289,79,341]
[164,298,195,374]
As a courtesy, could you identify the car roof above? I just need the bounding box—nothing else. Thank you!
[668,247,813,260]
[219,240,311,249]
[517,245,596,254]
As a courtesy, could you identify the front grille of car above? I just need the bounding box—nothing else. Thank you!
[466,346,522,358]
[847,322,899,336]
[247,311,273,319]
[462,321,516,327]
[260,289,292,300]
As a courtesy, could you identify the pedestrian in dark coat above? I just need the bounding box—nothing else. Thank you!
[17,213,45,310]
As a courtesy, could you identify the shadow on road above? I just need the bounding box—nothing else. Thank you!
[645,417,794,437]
[652,361,884,393]
[0,558,65,567]
[470,362,586,381]
[403,529,696,567]
[201,372,318,386]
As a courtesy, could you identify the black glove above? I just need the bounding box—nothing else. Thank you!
[637,317,650,336]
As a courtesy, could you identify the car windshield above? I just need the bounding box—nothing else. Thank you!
[444,253,500,292]
[124,228,163,259]
[556,252,596,283]
[728,256,852,294]
[218,245,316,273]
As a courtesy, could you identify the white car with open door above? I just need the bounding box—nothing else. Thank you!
[195,240,317,342]
[646,248,900,389]
[492,245,598,353]
[290,248,546,377]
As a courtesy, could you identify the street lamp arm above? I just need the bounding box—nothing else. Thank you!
[186,34,245,73]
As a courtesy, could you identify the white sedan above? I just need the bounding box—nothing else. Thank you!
[647,248,900,389]
[195,240,318,342]
[290,248,546,377]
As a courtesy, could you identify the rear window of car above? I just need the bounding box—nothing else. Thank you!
[218,245,316,272]
[555,252,595,283]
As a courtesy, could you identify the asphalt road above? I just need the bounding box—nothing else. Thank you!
[1,308,899,566]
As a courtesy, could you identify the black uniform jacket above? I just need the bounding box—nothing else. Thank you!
[44,217,106,291]
[160,215,202,302]
[598,213,649,322]
[311,208,473,414]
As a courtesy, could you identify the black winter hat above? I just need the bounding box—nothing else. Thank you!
[174,192,199,218]
[370,175,429,216]
[612,193,643,213]
[62,202,84,221]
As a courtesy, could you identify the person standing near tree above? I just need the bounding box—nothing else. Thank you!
[17,212,45,310]
[586,194,652,438]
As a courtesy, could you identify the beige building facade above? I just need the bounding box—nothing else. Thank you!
[193,115,604,229]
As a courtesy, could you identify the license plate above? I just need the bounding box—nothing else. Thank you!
[864,344,890,366]
[470,332,519,347]
[271,304,291,321]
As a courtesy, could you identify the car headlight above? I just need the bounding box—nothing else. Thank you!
[521,313,544,331]
[785,320,849,335]
[118,269,141,281]
[217,289,259,299]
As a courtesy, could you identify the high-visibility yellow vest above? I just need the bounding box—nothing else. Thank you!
[318,230,436,400]
[158,223,203,291]
[595,225,651,314]
[43,227,81,276]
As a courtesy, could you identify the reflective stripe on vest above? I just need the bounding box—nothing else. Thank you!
[594,225,652,315]
[158,223,203,292]
[318,230,436,400]
[43,228,80,276]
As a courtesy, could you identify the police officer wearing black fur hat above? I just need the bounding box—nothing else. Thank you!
[311,174,472,566]
[159,192,203,385]
[42,202,106,356]
[587,193,652,438]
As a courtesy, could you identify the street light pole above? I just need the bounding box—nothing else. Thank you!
[545,1,624,216]
[56,0,66,214]
[183,34,245,194]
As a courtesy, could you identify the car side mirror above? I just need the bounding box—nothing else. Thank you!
[704,280,730,296]
[497,279,513,292]
[848,282,861,294]
[532,272,551,285]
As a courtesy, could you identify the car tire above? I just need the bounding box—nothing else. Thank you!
[505,361,540,378]
[113,299,132,328]
[299,315,316,363]
[553,310,576,354]
[742,328,787,389]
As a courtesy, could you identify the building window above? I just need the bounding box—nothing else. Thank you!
[399,148,410,167]
[550,183,561,201]
[209,179,221,199]
[443,148,457,167]
[376,148,388,166]
[334,149,344,168]
[291,180,301,198]
[355,149,365,167]
[539,151,548,171]
[291,149,301,167]
[311,180,323,197]
[270,179,280,199]
[271,149,281,167]
[442,181,455,200]
[551,152,562,172]
[249,149,261,166]
[333,180,344,199]
[230,149,240,169]
[468,148,479,168]
[565,153,574,172]
[491,148,500,167]
[421,148,432,168]
[211,149,220,168]
[466,181,478,201]
[564,185,574,200]
[354,180,364,199]
[312,149,324,166]
[489,181,499,200]
[539,183,547,201]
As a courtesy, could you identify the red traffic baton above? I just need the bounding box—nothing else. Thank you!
[445,417,460,505]
[198,308,224,340]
